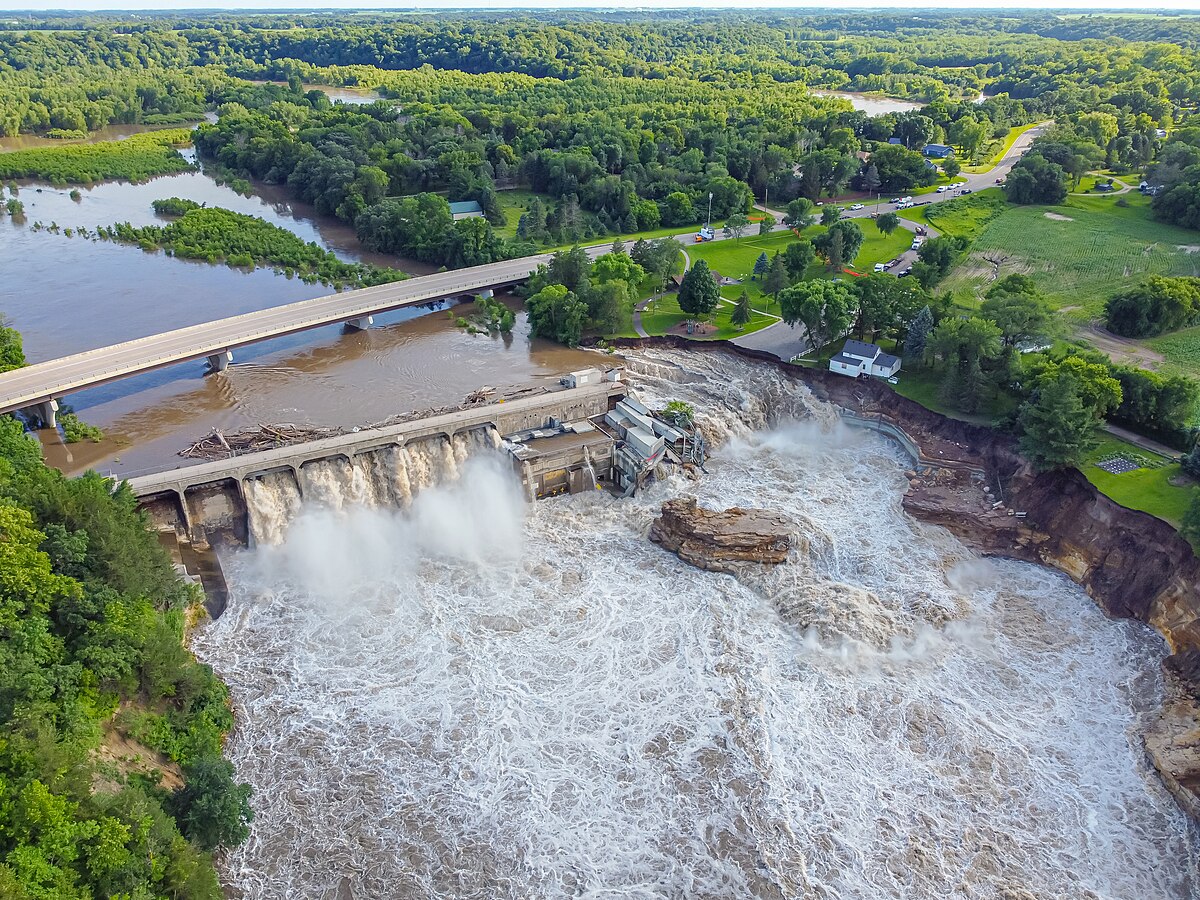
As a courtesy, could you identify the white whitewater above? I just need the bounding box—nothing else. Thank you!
[194,351,1200,899]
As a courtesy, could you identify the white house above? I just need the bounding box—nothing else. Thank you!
[829,339,902,379]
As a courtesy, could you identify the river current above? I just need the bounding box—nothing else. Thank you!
[193,350,1199,899]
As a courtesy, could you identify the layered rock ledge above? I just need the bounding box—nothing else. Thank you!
[649,498,792,573]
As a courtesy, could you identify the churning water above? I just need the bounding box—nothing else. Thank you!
[193,351,1200,899]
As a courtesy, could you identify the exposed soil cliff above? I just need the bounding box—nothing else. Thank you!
[612,335,1200,815]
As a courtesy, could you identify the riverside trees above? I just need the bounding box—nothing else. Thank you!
[525,245,648,343]
[1018,357,1121,470]
[0,417,252,899]
[102,204,406,288]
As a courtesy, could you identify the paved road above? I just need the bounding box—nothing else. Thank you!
[0,245,613,416]
[0,125,1046,416]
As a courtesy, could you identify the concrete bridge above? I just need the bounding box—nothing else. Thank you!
[0,245,606,427]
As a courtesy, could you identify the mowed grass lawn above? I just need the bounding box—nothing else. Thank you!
[638,292,775,340]
[688,224,912,313]
[942,193,1200,320]
[1081,434,1192,527]
[900,188,1009,240]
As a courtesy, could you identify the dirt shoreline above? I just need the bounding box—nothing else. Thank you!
[607,334,1200,817]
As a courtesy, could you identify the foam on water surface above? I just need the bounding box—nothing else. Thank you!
[194,351,1200,899]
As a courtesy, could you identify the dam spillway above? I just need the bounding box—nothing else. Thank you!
[183,348,1199,898]
[133,374,627,548]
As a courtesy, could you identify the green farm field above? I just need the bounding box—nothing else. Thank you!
[942,194,1200,320]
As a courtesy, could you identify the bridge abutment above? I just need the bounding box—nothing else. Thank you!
[206,351,233,373]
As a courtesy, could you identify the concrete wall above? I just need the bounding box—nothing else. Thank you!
[130,381,625,544]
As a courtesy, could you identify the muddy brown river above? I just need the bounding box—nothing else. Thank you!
[0,154,596,478]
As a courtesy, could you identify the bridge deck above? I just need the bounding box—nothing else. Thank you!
[0,245,604,415]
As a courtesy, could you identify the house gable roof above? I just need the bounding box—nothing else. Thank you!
[841,340,880,361]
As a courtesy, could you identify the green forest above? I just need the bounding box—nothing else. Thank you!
[0,417,251,899]
[7,11,1200,893]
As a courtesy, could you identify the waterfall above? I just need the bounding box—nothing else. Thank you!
[243,470,303,546]
[198,349,1200,900]
[245,426,500,546]
[582,445,599,490]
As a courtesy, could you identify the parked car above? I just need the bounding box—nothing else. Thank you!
[898,267,913,277]
[889,197,902,204]
[915,226,927,236]
[873,262,886,272]
[850,203,865,211]
[995,178,1005,185]
[961,188,973,195]
[936,185,948,193]
[882,259,896,270]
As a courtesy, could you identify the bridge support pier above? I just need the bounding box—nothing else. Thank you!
[29,399,58,429]
[480,289,494,300]
[206,351,232,373]
[345,315,374,331]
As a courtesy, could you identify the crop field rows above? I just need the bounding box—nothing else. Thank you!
[946,204,1200,317]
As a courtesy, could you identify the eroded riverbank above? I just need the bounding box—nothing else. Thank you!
[191,346,1198,898]
[616,335,1200,821]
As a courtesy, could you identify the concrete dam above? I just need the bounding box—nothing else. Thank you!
[130,370,697,612]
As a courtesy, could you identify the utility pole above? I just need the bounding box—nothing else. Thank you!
[707,192,713,228]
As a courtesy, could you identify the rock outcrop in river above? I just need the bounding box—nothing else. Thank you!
[616,335,1200,819]
[649,498,792,573]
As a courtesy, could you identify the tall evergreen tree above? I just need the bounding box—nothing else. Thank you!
[764,252,789,297]
[904,305,934,361]
[732,290,752,329]
[1018,373,1097,470]
[753,251,770,280]
[678,260,721,318]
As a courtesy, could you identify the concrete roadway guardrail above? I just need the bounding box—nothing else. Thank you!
[0,244,608,417]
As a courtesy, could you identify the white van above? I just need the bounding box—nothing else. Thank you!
[873,263,886,272]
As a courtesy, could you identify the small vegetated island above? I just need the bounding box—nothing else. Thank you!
[96,199,407,288]
[0,129,195,184]
[8,10,1200,894]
